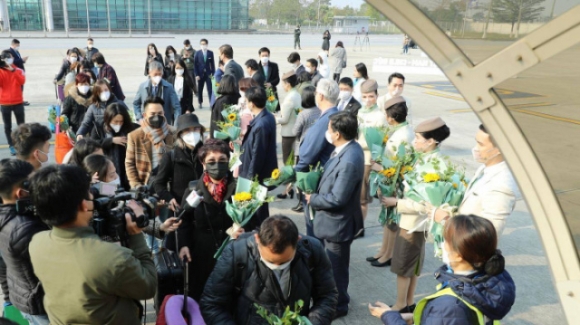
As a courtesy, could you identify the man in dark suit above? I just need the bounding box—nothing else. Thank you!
[287,52,305,75]
[245,59,265,89]
[239,86,277,229]
[194,38,215,108]
[337,77,362,115]
[9,39,29,106]
[219,44,244,83]
[259,47,280,111]
[306,111,364,319]
[84,38,99,69]
[295,79,338,237]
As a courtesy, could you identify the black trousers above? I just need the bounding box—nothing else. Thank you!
[333,73,341,83]
[1,104,25,147]
[324,240,352,313]
[197,75,212,105]
[294,38,301,49]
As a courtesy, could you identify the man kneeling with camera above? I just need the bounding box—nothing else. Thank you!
[28,165,157,325]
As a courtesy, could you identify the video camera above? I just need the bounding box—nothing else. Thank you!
[90,185,158,247]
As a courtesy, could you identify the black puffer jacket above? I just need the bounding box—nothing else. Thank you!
[200,234,338,325]
[0,205,50,315]
[62,87,92,133]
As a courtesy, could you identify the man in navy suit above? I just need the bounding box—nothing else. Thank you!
[239,86,277,230]
[194,38,215,108]
[9,39,29,106]
[306,111,364,319]
[294,78,338,236]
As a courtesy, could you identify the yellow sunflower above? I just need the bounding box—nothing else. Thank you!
[215,83,220,87]
[268,95,276,102]
[271,169,280,180]
[383,135,389,144]
[227,113,237,122]
[380,167,397,178]
[402,166,413,174]
[423,173,441,183]
[453,183,458,189]
[234,192,253,202]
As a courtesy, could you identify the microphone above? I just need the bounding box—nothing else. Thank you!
[175,189,203,221]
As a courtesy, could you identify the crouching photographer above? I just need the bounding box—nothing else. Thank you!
[0,159,50,324]
[28,165,157,325]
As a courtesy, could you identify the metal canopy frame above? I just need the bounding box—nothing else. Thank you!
[364,1,580,323]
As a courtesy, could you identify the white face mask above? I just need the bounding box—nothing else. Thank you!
[151,76,162,85]
[201,45,208,51]
[260,57,269,65]
[77,85,90,95]
[325,131,334,145]
[339,90,351,101]
[87,44,93,49]
[36,149,49,167]
[14,46,20,51]
[182,132,201,147]
[110,124,122,133]
[5,58,13,65]
[100,91,111,102]
[261,256,293,271]
[169,53,175,58]
[240,91,246,98]
[472,147,499,164]
[304,67,311,74]
[69,56,78,63]
[106,177,121,187]
[391,88,403,96]
[176,69,185,76]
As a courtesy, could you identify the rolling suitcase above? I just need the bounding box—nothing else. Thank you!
[154,231,184,313]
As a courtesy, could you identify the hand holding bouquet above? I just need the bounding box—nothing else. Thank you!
[264,151,296,187]
[296,162,324,219]
[214,177,274,259]
[265,87,278,113]
[362,126,391,162]
[213,105,242,143]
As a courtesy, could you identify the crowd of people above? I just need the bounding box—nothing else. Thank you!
[0,35,521,325]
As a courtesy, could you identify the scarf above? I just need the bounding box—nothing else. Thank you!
[203,172,228,203]
[143,118,170,169]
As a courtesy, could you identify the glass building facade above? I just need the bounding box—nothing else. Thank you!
[4,0,249,31]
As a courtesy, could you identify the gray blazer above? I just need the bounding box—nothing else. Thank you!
[133,78,181,124]
[224,59,244,82]
[329,47,347,74]
[311,141,364,243]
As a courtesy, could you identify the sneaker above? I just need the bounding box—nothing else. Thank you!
[23,101,30,106]
[9,146,16,156]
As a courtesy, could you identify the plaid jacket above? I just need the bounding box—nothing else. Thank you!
[125,126,175,189]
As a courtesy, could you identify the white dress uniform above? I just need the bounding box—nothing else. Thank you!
[458,162,519,238]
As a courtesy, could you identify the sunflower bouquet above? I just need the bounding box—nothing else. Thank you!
[294,107,303,115]
[296,162,324,220]
[370,144,416,226]
[403,155,467,257]
[362,126,391,162]
[213,105,242,141]
[255,300,313,325]
[265,87,278,113]
[214,177,274,259]
[264,151,296,187]
[211,74,219,96]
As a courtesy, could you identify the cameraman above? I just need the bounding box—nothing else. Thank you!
[0,159,49,324]
[28,165,157,325]
[11,123,52,170]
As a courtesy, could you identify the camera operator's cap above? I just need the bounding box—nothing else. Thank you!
[415,117,446,133]
[282,70,296,81]
[176,113,206,135]
[384,96,406,110]
[361,79,378,93]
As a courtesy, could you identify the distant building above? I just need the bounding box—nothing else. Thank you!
[3,0,250,31]
[332,16,370,34]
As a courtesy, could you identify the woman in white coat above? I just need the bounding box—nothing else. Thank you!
[276,70,301,199]
[368,96,414,267]
[317,51,330,79]
[329,41,347,83]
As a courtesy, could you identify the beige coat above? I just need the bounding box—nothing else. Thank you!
[329,47,347,74]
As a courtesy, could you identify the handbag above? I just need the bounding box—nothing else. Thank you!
[342,61,347,68]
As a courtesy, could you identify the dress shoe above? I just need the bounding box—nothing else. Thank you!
[277,189,294,199]
[291,204,304,212]
[23,101,30,106]
[371,258,391,267]
[333,309,348,320]
[366,256,379,262]
[354,228,365,239]
[399,304,416,313]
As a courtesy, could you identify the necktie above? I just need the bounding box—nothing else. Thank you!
[204,51,207,62]
[152,86,157,96]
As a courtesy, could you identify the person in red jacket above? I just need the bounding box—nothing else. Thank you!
[0,50,26,156]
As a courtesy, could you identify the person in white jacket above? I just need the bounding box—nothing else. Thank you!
[428,124,519,239]
[317,51,330,79]
[356,79,388,238]
[276,70,301,198]
[368,96,414,267]
[352,63,369,103]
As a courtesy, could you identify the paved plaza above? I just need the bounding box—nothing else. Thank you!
[0,32,566,324]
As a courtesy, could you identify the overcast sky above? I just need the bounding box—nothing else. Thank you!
[332,0,364,9]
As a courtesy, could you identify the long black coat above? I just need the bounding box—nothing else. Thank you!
[209,94,241,138]
[239,109,277,183]
[144,53,163,76]
[154,143,204,203]
[177,177,236,300]
[62,87,92,133]
[200,233,338,325]
[90,122,139,191]
[167,74,195,113]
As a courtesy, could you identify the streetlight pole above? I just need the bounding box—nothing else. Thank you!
[128,0,132,37]
[482,0,493,39]
[462,0,469,37]
[85,0,90,37]
[106,0,111,37]
[62,0,69,37]
[515,0,523,38]
[148,0,151,37]
[317,0,321,29]
[550,0,557,19]
[40,0,46,37]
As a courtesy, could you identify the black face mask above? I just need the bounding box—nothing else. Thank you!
[206,162,229,180]
[148,115,165,129]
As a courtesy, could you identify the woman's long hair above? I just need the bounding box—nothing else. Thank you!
[172,58,194,88]
[103,103,134,135]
